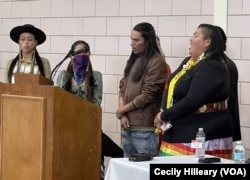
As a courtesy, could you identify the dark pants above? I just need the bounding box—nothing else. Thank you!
[102,132,123,158]
[101,132,123,180]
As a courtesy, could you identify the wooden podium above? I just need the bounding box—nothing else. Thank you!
[0,74,102,180]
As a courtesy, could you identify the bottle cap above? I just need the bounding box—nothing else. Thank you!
[236,141,242,144]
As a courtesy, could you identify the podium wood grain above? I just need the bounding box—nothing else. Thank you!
[0,76,101,180]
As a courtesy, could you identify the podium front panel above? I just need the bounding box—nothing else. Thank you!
[0,95,46,180]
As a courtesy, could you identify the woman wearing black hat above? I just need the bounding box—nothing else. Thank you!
[5,24,51,83]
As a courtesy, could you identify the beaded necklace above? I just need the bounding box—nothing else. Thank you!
[17,51,36,73]
[11,51,38,83]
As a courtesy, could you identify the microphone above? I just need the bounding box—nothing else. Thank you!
[66,48,88,58]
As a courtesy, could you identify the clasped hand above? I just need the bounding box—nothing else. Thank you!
[116,107,123,119]
[116,107,130,129]
[154,111,164,129]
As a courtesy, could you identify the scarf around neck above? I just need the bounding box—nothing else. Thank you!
[166,53,205,108]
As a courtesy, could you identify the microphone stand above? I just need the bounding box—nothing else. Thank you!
[49,52,71,85]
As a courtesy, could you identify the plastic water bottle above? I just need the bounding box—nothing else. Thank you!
[233,141,245,164]
[195,128,206,159]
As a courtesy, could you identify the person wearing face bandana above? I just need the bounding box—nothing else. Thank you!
[56,40,101,105]
[56,40,123,180]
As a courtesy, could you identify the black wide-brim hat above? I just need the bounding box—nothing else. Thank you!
[10,24,46,45]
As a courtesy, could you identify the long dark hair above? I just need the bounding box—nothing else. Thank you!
[63,40,95,103]
[124,22,161,82]
[198,24,225,61]
[214,25,227,51]
[198,24,230,77]
[7,49,45,83]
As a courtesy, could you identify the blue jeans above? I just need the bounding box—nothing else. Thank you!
[122,130,159,157]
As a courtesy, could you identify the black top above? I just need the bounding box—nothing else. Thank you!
[224,55,241,141]
[160,56,238,143]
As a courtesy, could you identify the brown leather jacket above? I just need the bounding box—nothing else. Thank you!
[119,52,167,127]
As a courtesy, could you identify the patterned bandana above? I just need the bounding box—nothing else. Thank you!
[72,54,89,85]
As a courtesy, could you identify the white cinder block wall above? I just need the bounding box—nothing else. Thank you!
[0,0,249,161]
